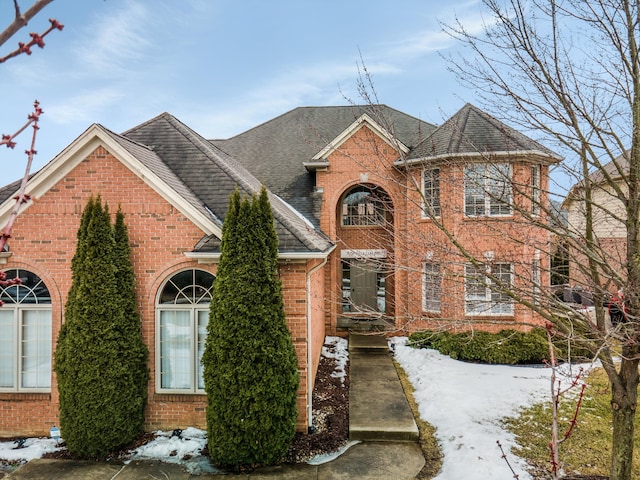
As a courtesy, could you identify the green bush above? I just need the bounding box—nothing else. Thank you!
[54,198,149,457]
[409,329,551,364]
[203,187,299,467]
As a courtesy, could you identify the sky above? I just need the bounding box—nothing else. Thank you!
[0,0,492,185]
[1,336,590,479]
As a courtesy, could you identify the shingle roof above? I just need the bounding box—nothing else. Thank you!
[0,178,22,205]
[122,113,333,255]
[211,105,436,226]
[407,103,560,162]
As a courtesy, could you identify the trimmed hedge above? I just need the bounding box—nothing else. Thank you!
[408,328,591,365]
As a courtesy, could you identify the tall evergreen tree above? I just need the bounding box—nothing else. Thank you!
[54,198,148,457]
[203,187,299,467]
[112,207,149,439]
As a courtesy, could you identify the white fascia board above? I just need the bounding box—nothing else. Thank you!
[184,248,335,264]
[0,124,222,238]
[394,150,563,168]
[312,113,409,161]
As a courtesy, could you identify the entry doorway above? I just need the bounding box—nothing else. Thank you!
[342,258,386,314]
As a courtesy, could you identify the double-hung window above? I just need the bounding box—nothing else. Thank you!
[465,263,513,315]
[422,262,442,312]
[422,168,440,218]
[464,163,512,216]
[157,269,214,393]
[0,269,52,392]
[531,165,541,216]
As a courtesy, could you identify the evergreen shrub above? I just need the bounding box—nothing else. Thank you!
[203,187,299,467]
[54,198,149,457]
[409,328,551,364]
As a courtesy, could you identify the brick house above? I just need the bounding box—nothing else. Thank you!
[0,103,559,438]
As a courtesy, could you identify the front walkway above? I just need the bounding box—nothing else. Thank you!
[348,333,419,441]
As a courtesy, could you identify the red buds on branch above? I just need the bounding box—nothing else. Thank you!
[0,100,43,257]
[0,17,63,63]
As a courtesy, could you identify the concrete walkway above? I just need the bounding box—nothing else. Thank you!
[4,334,425,479]
[349,334,420,442]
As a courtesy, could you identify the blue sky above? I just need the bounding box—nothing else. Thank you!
[1,0,489,184]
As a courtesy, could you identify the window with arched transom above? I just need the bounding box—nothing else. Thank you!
[341,185,391,226]
[0,269,52,392]
[156,269,215,393]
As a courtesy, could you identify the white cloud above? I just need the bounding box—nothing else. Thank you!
[47,87,125,125]
[74,1,154,74]
[373,1,490,63]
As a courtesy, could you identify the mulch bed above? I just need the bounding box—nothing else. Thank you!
[285,343,350,463]
[8,344,349,467]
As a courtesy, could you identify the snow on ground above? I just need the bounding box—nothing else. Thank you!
[322,335,349,382]
[391,337,590,480]
[0,437,62,464]
[1,335,587,478]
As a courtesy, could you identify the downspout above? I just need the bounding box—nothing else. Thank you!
[306,254,329,432]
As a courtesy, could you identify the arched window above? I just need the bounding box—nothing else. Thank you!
[341,185,390,226]
[0,269,52,392]
[156,269,214,393]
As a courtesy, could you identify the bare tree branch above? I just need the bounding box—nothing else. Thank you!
[0,0,55,48]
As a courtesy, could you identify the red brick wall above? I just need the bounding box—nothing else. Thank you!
[315,125,550,335]
[1,146,315,436]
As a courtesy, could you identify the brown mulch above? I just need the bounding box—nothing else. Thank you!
[285,342,350,463]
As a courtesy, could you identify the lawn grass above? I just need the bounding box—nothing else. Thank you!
[393,359,443,479]
[503,368,640,479]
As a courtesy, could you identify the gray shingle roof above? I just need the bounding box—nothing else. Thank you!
[122,113,332,255]
[407,103,560,162]
[211,105,436,226]
[0,178,22,205]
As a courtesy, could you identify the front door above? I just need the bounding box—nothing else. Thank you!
[349,260,380,312]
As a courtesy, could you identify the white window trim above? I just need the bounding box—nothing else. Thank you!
[422,262,442,313]
[532,251,541,305]
[0,269,52,393]
[531,165,541,216]
[0,305,52,393]
[421,168,441,219]
[156,305,209,394]
[155,269,214,395]
[464,163,513,217]
[464,263,514,316]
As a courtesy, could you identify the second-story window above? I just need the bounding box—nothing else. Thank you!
[422,168,441,218]
[464,163,512,217]
[531,165,541,216]
[341,185,390,226]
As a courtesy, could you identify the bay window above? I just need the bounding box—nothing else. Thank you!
[464,163,512,216]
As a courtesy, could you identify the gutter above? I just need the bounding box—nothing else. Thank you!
[184,251,332,264]
[305,247,333,431]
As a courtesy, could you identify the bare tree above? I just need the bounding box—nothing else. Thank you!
[1,1,59,292]
[392,1,639,478]
[326,3,640,477]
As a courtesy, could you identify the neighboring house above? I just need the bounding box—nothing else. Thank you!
[0,103,559,438]
[563,152,629,290]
